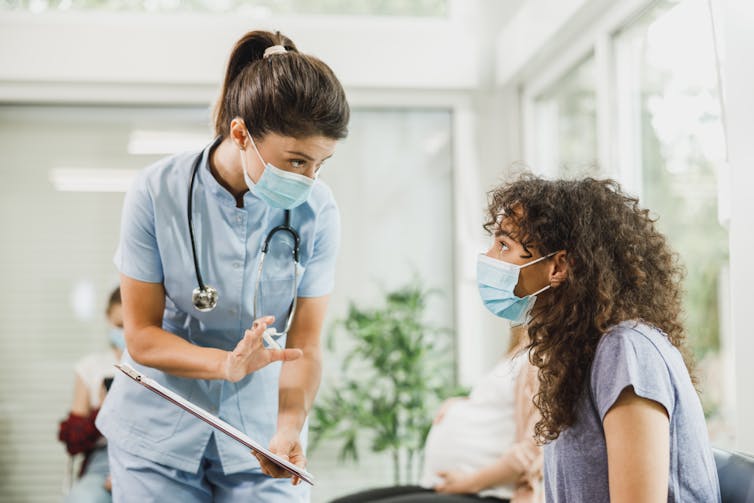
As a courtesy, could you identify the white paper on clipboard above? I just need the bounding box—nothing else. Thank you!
[115,363,315,486]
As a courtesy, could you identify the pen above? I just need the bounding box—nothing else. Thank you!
[262,328,282,350]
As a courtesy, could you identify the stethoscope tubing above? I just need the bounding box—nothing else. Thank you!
[188,153,208,292]
[187,150,302,323]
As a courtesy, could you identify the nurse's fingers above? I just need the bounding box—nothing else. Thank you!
[238,316,275,349]
[255,453,293,478]
[226,319,289,381]
[267,348,303,363]
[251,316,275,332]
[289,452,306,485]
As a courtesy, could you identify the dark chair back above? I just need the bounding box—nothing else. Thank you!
[714,447,754,503]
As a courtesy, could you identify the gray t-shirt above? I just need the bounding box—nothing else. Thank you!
[544,321,721,502]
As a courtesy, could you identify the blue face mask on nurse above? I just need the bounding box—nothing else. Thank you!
[237,119,331,210]
[238,124,314,209]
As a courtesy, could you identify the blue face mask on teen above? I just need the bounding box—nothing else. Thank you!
[240,129,315,210]
[108,327,126,350]
[476,252,555,325]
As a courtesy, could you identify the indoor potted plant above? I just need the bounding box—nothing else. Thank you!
[310,282,462,484]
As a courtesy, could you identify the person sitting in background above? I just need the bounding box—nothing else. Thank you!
[58,287,124,503]
[330,326,542,503]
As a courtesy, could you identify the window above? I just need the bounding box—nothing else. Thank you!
[531,54,599,177]
[523,0,732,446]
[614,0,731,444]
[311,108,455,500]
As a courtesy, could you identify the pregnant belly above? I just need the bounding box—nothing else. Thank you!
[422,406,513,479]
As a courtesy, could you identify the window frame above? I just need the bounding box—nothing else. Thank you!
[517,0,738,449]
[520,0,657,194]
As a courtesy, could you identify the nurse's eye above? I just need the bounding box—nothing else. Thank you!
[290,159,307,170]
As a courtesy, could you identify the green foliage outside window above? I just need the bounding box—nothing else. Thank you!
[641,108,726,359]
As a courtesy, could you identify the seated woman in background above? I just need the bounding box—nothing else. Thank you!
[58,287,124,503]
[481,176,720,502]
[331,326,543,503]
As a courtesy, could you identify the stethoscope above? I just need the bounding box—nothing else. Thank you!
[187,151,301,336]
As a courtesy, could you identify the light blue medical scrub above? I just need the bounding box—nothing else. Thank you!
[96,137,340,502]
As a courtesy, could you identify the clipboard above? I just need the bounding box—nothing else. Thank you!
[115,363,315,486]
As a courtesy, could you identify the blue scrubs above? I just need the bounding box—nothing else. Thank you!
[96,138,340,502]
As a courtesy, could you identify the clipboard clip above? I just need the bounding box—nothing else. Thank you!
[114,363,142,382]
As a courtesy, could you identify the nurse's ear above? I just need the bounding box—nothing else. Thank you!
[229,118,250,150]
[549,250,569,288]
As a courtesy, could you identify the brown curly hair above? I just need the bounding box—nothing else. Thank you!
[484,175,694,443]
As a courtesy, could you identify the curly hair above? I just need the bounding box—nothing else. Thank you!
[484,175,693,443]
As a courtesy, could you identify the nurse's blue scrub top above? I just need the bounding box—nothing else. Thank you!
[96,138,340,474]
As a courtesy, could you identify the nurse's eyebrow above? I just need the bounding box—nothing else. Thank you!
[285,150,334,162]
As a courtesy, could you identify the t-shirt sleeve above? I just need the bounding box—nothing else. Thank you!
[590,326,675,422]
[297,199,340,298]
[113,173,164,283]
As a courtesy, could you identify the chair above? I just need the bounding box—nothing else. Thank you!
[713,447,754,503]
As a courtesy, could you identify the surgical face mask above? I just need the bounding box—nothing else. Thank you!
[476,252,555,325]
[108,327,126,350]
[240,130,315,210]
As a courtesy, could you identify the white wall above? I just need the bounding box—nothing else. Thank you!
[0,10,483,101]
[494,0,615,85]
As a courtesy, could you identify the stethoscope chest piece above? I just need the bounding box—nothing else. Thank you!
[192,285,219,312]
[187,146,300,318]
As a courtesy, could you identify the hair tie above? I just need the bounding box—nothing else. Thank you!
[264,45,287,58]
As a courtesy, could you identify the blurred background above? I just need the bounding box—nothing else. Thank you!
[1,0,753,501]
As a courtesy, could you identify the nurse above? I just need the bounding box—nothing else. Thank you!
[96,30,349,502]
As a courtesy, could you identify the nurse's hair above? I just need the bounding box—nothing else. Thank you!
[484,175,694,443]
[213,30,349,140]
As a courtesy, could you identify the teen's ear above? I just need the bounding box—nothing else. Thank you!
[549,250,569,288]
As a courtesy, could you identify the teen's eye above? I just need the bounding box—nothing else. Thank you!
[498,241,510,254]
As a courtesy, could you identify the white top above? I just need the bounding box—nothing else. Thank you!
[74,350,119,409]
[420,352,526,500]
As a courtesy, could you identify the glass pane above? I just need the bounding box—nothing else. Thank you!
[311,109,455,499]
[0,0,448,16]
[0,104,455,501]
[615,0,731,445]
[533,54,598,177]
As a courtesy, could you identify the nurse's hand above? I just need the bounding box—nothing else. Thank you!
[224,316,303,383]
[256,428,306,485]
